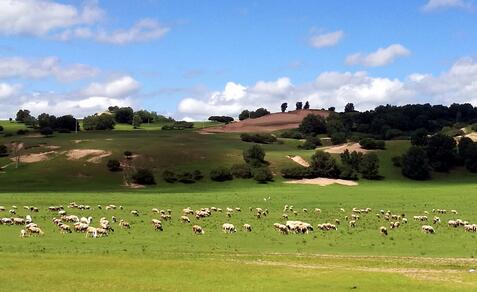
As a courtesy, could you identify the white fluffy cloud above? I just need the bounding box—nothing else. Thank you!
[0,0,103,36]
[309,30,344,48]
[422,0,474,11]
[82,76,140,98]
[0,83,20,99]
[0,57,98,82]
[346,44,411,67]
[177,57,477,120]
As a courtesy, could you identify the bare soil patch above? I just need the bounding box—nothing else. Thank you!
[123,183,146,189]
[284,178,358,186]
[10,151,57,163]
[465,132,477,141]
[65,149,112,163]
[286,155,310,167]
[319,143,369,154]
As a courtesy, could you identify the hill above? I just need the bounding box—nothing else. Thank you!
[202,109,330,133]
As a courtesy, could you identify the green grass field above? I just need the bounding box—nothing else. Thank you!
[1,121,477,291]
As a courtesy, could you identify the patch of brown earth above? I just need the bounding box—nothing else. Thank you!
[286,155,310,167]
[319,143,369,154]
[284,178,358,186]
[10,151,57,163]
[65,149,112,163]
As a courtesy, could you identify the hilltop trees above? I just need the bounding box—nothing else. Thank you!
[281,102,288,113]
[238,108,270,120]
[304,101,310,109]
[309,151,340,178]
[132,114,142,129]
[296,102,303,110]
[83,113,115,130]
[111,107,134,124]
[411,128,429,146]
[15,110,32,123]
[344,103,355,113]
[298,114,327,136]
[208,116,234,124]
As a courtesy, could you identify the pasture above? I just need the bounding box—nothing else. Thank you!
[1,121,477,290]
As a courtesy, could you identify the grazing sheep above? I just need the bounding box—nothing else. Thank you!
[1,218,13,225]
[402,218,408,224]
[222,223,236,233]
[243,224,252,232]
[192,225,204,234]
[58,224,72,233]
[282,214,288,220]
[235,208,241,212]
[0,206,5,211]
[27,226,44,236]
[451,210,458,215]
[119,220,130,229]
[380,226,388,236]
[181,216,191,223]
[421,225,435,234]
[433,217,441,224]
[335,219,340,225]
[349,220,356,228]
[9,209,16,215]
[340,208,345,212]
[131,210,139,216]
[273,223,288,234]
[20,229,28,238]
[152,219,163,231]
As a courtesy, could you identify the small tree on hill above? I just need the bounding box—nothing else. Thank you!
[401,146,430,180]
[309,151,340,178]
[344,103,355,113]
[359,153,380,179]
[426,133,457,172]
[411,128,429,146]
[281,102,288,113]
[239,110,250,121]
[304,101,310,109]
[132,114,142,129]
[296,102,303,110]
[298,114,327,136]
[243,145,266,167]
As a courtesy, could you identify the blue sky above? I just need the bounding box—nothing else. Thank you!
[1,0,477,120]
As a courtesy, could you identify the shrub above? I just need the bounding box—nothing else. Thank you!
[253,167,273,183]
[279,129,305,139]
[161,121,194,130]
[124,151,133,159]
[193,170,204,181]
[0,125,3,132]
[298,114,327,136]
[309,151,340,178]
[210,167,233,182]
[401,146,430,180]
[230,164,252,178]
[330,132,347,145]
[162,170,178,183]
[339,165,359,180]
[40,127,53,136]
[208,116,234,124]
[177,172,196,184]
[359,153,380,180]
[471,123,477,132]
[240,133,277,144]
[0,145,8,157]
[281,166,310,179]
[464,143,477,172]
[132,168,156,185]
[391,156,402,167]
[359,138,385,150]
[411,128,428,146]
[426,133,457,172]
[83,114,115,130]
[17,129,28,135]
[243,145,267,167]
[106,159,121,172]
[299,136,322,149]
[384,128,403,140]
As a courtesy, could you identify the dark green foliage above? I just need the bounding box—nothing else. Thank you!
[17,129,28,135]
[309,151,340,178]
[328,107,335,112]
[296,102,303,110]
[458,137,473,159]
[359,138,385,150]
[359,153,380,179]
[298,114,327,136]
[426,133,457,172]
[161,121,193,130]
[230,164,252,178]
[339,165,359,180]
[279,129,305,139]
[210,167,233,182]
[250,108,270,119]
[252,167,273,183]
[401,146,430,180]
[208,116,234,124]
[411,128,429,146]
[299,136,322,149]
[106,159,122,172]
[177,172,196,184]
[56,115,78,131]
[16,109,32,123]
[304,101,310,109]
[134,110,172,123]
[384,128,403,140]
[0,145,8,157]
[243,145,267,167]
[112,107,134,124]
[330,132,347,145]
[132,169,156,185]
[464,143,477,172]
[193,170,204,181]
[471,123,477,132]
[391,156,402,167]
[281,166,310,179]
[132,114,142,129]
[162,170,203,183]
[344,103,355,113]
[124,151,133,158]
[281,102,288,113]
[40,127,53,136]
[238,110,250,121]
[240,133,277,144]
[83,114,115,130]
[162,170,178,183]
[340,150,363,171]
[0,125,3,132]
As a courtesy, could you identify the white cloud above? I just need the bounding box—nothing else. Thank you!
[422,0,474,12]
[0,57,98,82]
[346,44,411,67]
[82,76,140,99]
[0,83,20,99]
[94,19,169,45]
[0,0,103,36]
[176,57,477,120]
[309,30,344,48]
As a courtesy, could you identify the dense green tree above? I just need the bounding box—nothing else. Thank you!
[458,137,473,159]
[83,114,115,130]
[281,102,288,113]
[238,110,250,121]
[113,107,134,124]
[298,114,327,136]
[296,102,303,110]
[411,128,429,146]
[401,146,430,180]
[132,114,142,129]
[15,109,31,123]
[309,151,340,178]
[253,167,273,183]
[344,103,355,113]
[243,145,267,167]
[464,143,477,172]
[304,101,310,109]
[426,133,457,172]
[359,153,380,179]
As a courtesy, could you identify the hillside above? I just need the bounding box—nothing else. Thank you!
[202,109,330,133]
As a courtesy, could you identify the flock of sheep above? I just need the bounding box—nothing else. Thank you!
[0,202,475,239]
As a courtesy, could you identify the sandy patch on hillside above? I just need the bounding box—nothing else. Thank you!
[43,145,61,150]
[198,130,215,135]
[66,149,112,163]
[286,155,310,167]
[72,139,89,144]
[319,143,368,154]
[10,151,57,163]
[465,133,477,141]
[284,178,358,186]
[123,183,146,189]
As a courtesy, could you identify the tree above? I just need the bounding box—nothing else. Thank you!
[458,137,474,159]
[411,128,429,146]
[40,127,54,137]
[250,108,270,119]
[210,167,233,181]
[304,101,310,109]
[132,168,156,185]
[309,151,340,178]
[464,143,477,172]
[106,159,122,171]
[344,103,355,113]
[253,167,273,183]
[359,153,380,179]
[243,145,266,167]
[281,102,288,113]
[328,107,336,112]
[298,114,327,136]
[230,164,252,178]
[114,107,134,124]
[16,109,31,123]
[426,133,457,172]
[296,102,303,110]
[38,113,56,129]
[132,114,142,129]
[330,132,347,145]
[0,145,8,157]
[340,150,363,172]
[208,116,234,124]
[56,115,78,131]
[83,114,115,130]
[401,146,430,180]
[239,110,250,121]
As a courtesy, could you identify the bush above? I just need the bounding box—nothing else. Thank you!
[177,172,196,184]
[426,133,457,172]
[243,145,267,167]
[230,164,252,178]
[471,123,477,132]
[391,156,402,167]
[309,151,340,178]
[298,114,327,136]
[40,127,54,136]
[0,145,8,157]
[299,136,322,149]
[411,128,428,146]
[193,170,204,181]
[359,138,385,150]
[359,153,380,179]
[210,167,233,182]
[83,114,115,130]
[401,146,430,180]
[339,165,359,180]
[253,167,273,183]
[161,121,194,130]
[3,133,13,137]
[384,128,403,140]
[0,125,3,132]
[208,116,234,124]
[240,133,277,144]
[281,166,310,179]
[17,129,28,135]
[330,132,347,145]
[279,129,305,139]
[440,126,464,137]
[132,169,156,185]
[106,159,121,171]
[162,170,178,183]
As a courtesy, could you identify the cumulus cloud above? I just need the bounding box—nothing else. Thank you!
[82,76,140,98]
[346,44,411,67]
[0,83,20,99]
[177,57,477,120]
[421,0,474,12]
[0,57,98,82]
[309,30,344,48]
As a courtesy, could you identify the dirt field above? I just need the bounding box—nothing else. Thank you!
[286,155,310,167]
[202,109,330,133]
[284,177,359,186]
[65,149,112,163]
[319,143,369,154]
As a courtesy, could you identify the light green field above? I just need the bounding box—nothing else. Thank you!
[1,121,477,291]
